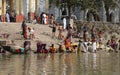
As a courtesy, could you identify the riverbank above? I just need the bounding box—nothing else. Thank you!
[0,22,72,51]
[0,21,120,52]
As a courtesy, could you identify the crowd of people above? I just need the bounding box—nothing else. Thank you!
[20,15,120,54]
[77,22,120,53]
[0,11,53,24]
[0,12,120,54]
[5,11,16,22]
[32,12,54,25]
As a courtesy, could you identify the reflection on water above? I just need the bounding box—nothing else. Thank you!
[0,52,120,75]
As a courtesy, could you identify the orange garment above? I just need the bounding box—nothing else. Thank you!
[46,15,49,24]
[49,47,56,53]
[70,43,78,52]
[64,39,71,48]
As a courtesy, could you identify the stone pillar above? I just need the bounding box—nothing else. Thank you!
[2,0,6,15]
[99,1,106,22]
[45,0,49,13]
[39,0,45,14]
[15,0,20,22]
[10,0,14,12]
[19,0,24,22]
[29,0,35,21]
[89,13,94,22]
[35,0,40,23]
[79,10,84,21]
[0,0,2,16]
[1,0,6,22]
[109,9,119,23]
[114,8,119,23]
[35,0,39,16]
[23,0,29,20]
[84,9,88,21]
[19,0,24,15]
[15,0,20,15]
[14,0,24,22]
[74,7,81,20]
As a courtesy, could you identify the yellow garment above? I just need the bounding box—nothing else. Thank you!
[70,42,78,52]
[49,47,56,53]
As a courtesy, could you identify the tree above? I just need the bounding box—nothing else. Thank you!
[102,0,119,22]
[78,0,119,21]
[49,0,101,20]
[78,0,101,21]
[49,0,79,16]
[49,0,119,22]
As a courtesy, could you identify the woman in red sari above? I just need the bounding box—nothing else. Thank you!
[21,21,27,39]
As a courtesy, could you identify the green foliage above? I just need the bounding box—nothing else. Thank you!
[103,0,119,9]
[49,0,119,21]
[78,0,102,12]
[49,0,78,7]
[50,0,118,10]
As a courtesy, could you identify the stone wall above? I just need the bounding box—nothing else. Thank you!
[74,21,120,41]
[49,0,120,23]
[49,5,60,20]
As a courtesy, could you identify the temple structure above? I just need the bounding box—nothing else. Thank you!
[0,0,120,23]
[0,0,49,22]
[49,1,120,23]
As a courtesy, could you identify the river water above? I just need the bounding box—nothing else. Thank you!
[0,52,120,75]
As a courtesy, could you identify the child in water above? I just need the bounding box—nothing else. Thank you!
[29,27,35,39]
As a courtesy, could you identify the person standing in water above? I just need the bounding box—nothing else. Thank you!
[91,25,97,53]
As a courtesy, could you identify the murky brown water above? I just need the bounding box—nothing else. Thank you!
[0,52,120,75]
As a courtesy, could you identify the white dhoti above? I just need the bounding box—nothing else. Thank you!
[63,18,67,30]
[92,42,96,52]
[43,14,47,24]
[82,42,88,52]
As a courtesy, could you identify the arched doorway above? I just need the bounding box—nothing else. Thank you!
[110,12,114,22]
[62,8,67,16]
[86,12,94,21]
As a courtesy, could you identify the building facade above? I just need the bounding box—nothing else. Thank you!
[0,0,120,23]
[0,0,49,22]
[49,1,120,23]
